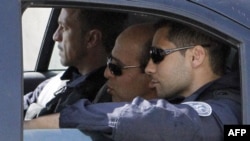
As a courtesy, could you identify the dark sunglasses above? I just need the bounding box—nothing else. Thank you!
[107,57,140,76]
[149,45,195,64]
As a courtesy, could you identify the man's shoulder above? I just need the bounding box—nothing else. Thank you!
[78,66,107,88]
[199,71,241,102]
[81,66,107,84]
[86,66,106,78]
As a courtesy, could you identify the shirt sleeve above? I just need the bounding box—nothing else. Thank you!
[23,79,50,110]
[110,97,240,141]
[59,99,127,133]
[59,96,240,141]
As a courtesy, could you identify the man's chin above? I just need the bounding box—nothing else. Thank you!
[60,60,69,67]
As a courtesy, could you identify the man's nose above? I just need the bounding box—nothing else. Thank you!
[52,28,62,41]
[104,66,115,79]
[145,59,156,75]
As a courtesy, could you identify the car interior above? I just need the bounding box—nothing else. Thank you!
[22,7,163,94]
[22,7,240,96]
[0,0,248,140]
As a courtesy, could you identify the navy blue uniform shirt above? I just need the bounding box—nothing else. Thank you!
[60,71,241,141]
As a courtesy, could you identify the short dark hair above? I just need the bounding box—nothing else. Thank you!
[154,19,230,75]
[78,9,128,53]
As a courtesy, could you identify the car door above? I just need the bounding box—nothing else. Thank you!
[0,0,22,140]
[1,0,250,140]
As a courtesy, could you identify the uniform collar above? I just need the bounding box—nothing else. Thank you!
[167,79,215,104]
[60,67,81,81]
[60,66,106,88]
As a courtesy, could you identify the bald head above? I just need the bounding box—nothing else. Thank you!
[105,23,157,102]
[118,23,155,45]
[113,23,156,71]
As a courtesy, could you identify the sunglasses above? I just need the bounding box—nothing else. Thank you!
[107,56,140,76]
[149,45,195,64]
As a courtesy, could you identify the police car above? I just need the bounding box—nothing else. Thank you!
[0,0,249,140]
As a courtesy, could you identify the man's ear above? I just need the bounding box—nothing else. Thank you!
[86,29,102,48]
[190,45,206,68]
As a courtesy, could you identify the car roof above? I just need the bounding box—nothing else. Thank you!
[22,0,250,29]
[1,0,249,140]
[189,0,250,29]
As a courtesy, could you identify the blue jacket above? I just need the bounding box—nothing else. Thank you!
[38,66,108,116]
[60,71,241,141]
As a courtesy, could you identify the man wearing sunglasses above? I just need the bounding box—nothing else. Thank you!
[103,23,157,102]
[24,20,240,141]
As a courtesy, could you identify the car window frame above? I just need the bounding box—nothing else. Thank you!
[22,0,250,133]
[1,0,249,140]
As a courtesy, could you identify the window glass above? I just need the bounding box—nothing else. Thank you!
[48,42,67,70]
[22,8,51,71]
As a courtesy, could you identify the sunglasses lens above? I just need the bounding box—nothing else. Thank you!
[108,63,122,76]
[150,47,164,63]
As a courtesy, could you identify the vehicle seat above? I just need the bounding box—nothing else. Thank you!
[92,83,112,103]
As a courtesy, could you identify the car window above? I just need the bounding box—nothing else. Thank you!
[20,1,250,140]
[48,42,67,70]
[22,8,67,71]
[22,8,52,71]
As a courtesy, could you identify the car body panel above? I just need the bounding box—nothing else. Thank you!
[189,0,250,29]
[0,0,23,141]
[24,129,93,141]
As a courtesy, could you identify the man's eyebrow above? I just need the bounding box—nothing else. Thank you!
[110,55,124,65]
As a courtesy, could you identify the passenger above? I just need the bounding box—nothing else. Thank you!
[103,23,157,102]
[23,8,127,120]
[23,22,158,128]
[25,19,241,141]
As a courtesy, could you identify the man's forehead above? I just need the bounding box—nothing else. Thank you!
[153,27,169,44]
[59,8,79,24]
[155,27,169,38]
[111,46,139,66]
[61,8,79,15]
